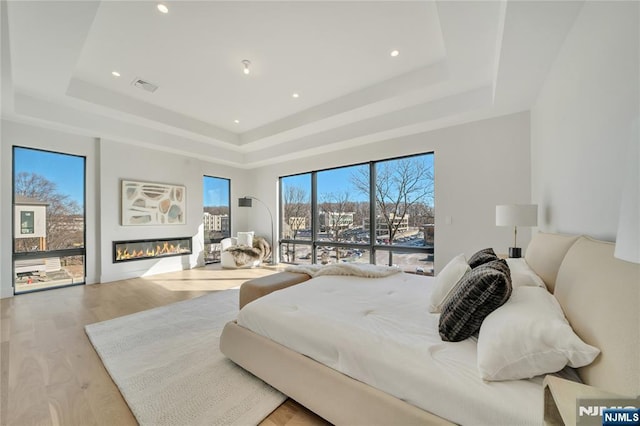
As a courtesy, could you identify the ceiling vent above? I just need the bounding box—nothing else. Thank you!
[132,78,159,93]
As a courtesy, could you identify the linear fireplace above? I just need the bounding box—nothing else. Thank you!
[113,237,192,263]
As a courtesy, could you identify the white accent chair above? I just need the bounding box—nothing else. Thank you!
[220,232,261,269]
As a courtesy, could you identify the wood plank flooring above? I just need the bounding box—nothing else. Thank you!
[0,265,329,426]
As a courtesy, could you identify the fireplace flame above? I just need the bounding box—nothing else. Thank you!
[115,239,191,261]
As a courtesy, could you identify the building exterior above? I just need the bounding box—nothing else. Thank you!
[57,214,84,232]
[288,217,306,231]
[282,216,307,239]
[203,212,229,233]
[318,211,354,232]
[14,195,48,250]
[365,213,410,237]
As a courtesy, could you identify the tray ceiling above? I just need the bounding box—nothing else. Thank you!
[2,1,584,167]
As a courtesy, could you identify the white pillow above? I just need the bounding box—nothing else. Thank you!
[477,286,600,381]
[506,258,546,288]
[237,231,254,247]
[428,254,470,313]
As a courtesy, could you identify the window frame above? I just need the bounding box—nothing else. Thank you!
[12,146,87,294]
[203,175,232,244]
[279,152,434,270]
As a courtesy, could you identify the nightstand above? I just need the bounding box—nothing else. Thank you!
[543,375,625,425]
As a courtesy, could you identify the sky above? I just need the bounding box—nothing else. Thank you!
[14,148,432,209]
[282,154,434,203]
[203,176,230,207]
[14,147,85,206]
[282,165,370,202]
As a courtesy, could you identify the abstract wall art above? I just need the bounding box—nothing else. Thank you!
[121,180,186,226]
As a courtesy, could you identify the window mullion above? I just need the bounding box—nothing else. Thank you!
[369,161,376,265]
[311,171,318,264]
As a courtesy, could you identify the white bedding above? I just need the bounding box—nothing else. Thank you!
[237,273,543,426]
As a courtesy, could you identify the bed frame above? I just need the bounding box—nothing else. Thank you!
[220,233,639,424]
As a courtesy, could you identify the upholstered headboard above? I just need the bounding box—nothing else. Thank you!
[554,236,639,397]
[524,232,580,292]
[526,232,640,397]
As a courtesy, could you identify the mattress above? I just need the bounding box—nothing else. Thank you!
[237,273,544,426]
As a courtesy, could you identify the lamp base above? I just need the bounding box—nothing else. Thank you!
[508,247,522,258]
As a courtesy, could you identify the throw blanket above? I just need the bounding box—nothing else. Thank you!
[225,245,262,267]
[253,236,271,262]
[225,236,272,267]
[285,263,401,278]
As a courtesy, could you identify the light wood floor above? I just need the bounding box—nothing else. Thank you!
[0,264,330,426]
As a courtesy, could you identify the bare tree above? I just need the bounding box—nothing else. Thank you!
[319,191,354,262]
[352,157,434,264]
[352,201,370,230]
[282,185,310,262]
[204,206,230,215]
[406,202,435,227]
[14,172,82,252]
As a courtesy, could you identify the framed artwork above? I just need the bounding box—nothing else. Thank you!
[121,180,186,226]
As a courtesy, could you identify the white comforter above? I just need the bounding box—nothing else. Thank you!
[237,273,543,426]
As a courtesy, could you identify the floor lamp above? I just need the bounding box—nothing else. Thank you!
[238,196,276,265]
[496,204,538,258]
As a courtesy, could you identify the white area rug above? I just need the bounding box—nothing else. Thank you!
[85,290,286,426]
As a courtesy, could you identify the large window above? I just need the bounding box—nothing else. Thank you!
[280,173,311,263]
[203,176,231,263]
[279,152,434,274]
[13,147,86,294]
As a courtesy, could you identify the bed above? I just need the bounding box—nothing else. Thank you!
[220,233,639,425]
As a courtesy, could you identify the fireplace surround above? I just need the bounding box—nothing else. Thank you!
[113,237,192,263]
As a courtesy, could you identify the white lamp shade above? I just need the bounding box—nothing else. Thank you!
[496,204,538,227]
[614,118,640,264]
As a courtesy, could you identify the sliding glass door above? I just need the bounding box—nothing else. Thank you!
[12,147,86,294]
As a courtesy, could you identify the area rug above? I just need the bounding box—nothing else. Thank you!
[85,289,286,426]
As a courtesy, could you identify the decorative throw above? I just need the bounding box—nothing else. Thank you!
[225,236,271,266]
[253,236,272,262]
[285,263,401,278]
[438,260,512,342]
[467,247,498,268]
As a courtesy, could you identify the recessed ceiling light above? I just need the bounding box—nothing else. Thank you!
[241,60,251,75]
[111,71,121,77]
[234,119,240,124]
[157,3,168,14]
[390,50,400,57]
[292,93,300,98]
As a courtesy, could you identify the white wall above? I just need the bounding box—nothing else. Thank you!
[1,119,99,298]
[0,107,532,295]
[98,139,249,283]
[531,1,639,241]
[0,120,248,297]
[249,111,532,272]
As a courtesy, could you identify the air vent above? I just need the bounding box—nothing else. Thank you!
[132,78,159,93]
